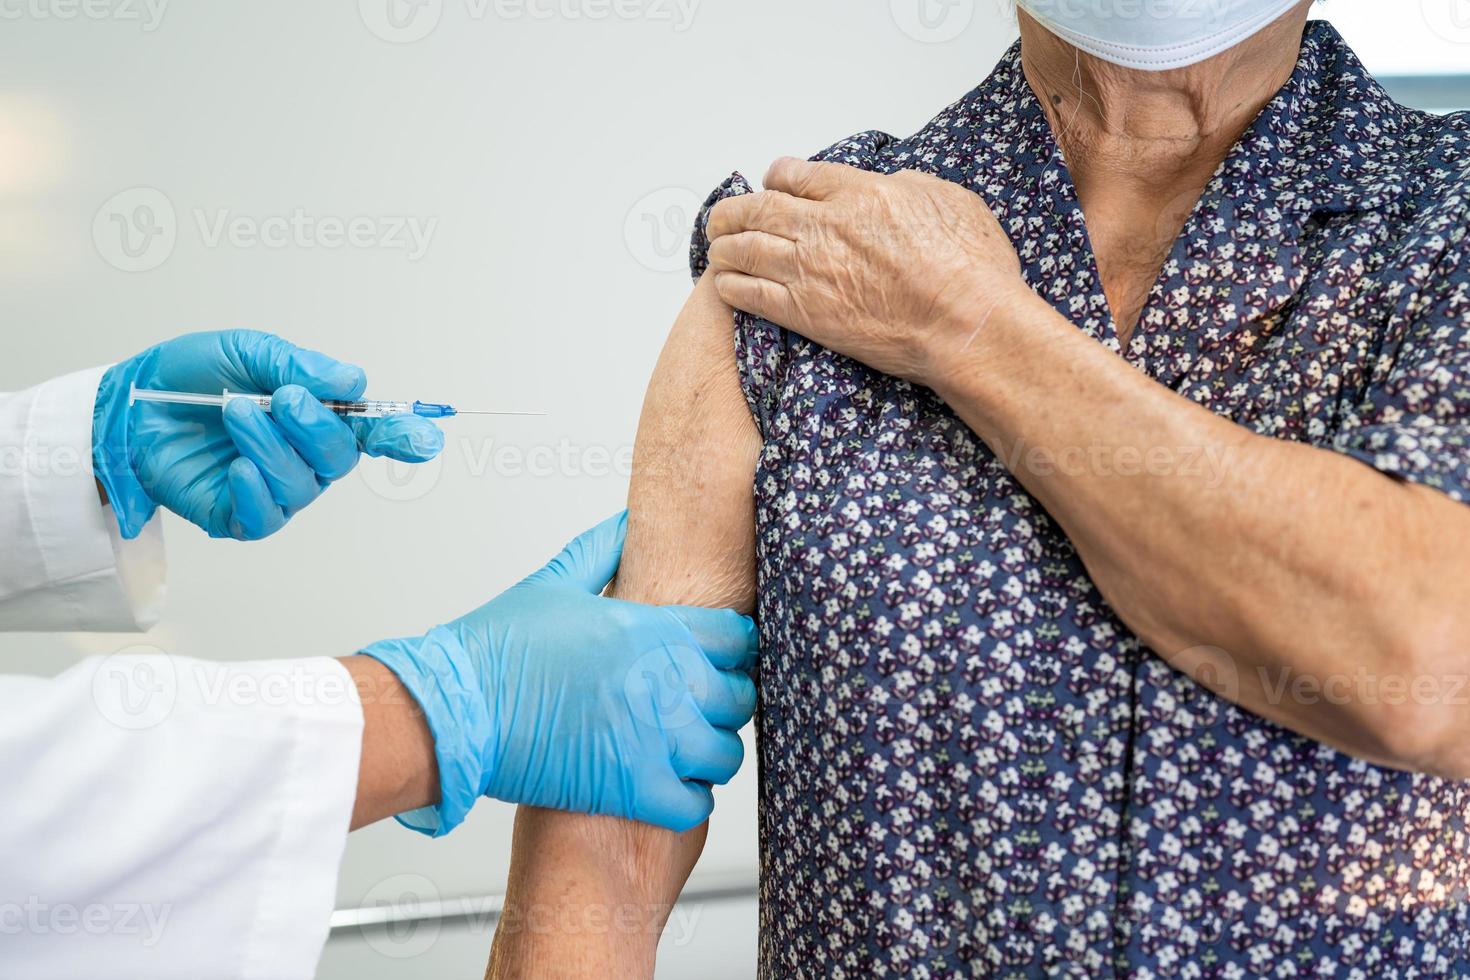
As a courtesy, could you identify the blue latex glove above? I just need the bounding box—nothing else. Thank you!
[93,330,445,540]
[363,512,758,836]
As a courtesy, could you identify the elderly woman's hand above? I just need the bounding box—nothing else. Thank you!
[706,157,1029,387]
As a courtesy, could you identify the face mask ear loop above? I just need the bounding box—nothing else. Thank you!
[1042,45,1105,173]
[1065,47,1094,141]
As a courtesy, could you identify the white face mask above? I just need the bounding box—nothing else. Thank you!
[1016,0,1305,71]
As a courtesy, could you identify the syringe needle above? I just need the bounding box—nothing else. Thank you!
[454,410,548,417]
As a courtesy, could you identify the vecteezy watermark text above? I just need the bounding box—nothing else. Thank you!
[0,443,85,480]
[91,652,388,732]
[0,898,171,947]
[351,872,709,959]
[0,0,168,30]
[999,436,1236,487]
[357,0,701,44]
[1257,666,1470,709]
[358,437,633,503]
[194,209,436,261]
[93,187,438,272]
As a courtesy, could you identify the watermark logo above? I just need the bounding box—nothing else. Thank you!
[359,874,442,958]
[1422,0,1470,45]
[358,0,443,43]
[1180,646,1241,704]
[357,451,446,503]
[355,437,633,503]
[624,187,700,273]
[623,646,718,733]
[891,0,975,43]
[90,645,178,731]
[93,187,176,273]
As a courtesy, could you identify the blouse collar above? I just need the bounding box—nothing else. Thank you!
[977,20,1421,221]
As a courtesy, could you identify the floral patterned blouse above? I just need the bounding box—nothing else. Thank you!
[691,21,1470,980]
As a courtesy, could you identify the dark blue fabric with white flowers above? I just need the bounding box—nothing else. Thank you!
[692,21,1470,980]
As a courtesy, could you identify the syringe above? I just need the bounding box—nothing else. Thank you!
[128,384,543,419]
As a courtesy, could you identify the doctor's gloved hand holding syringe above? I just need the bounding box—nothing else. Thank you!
[92,329,448,541]
[0,329,756,980]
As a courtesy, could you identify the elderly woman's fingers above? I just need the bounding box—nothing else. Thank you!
[712,271,798,328]
[707,231,799,284]
[762,156,864,201]
[708,191,813,242]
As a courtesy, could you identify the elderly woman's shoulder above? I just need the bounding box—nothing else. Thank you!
[1385,106,1470,233]
[1398,104,1470,174]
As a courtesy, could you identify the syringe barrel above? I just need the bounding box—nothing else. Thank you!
[317,398,415,418]
[221,391,412,418]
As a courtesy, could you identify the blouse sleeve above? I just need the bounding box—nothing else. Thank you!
[1333,237,1470,502]
[691,173,790,438]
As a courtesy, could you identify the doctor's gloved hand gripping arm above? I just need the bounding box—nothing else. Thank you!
[354,511,758,837]
[0,330,755,980]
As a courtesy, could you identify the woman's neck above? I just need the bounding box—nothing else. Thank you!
[1014,5,1313,343]
[1017,5,1312,191]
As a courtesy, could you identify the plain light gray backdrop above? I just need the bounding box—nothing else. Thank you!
[1,1,1464,976]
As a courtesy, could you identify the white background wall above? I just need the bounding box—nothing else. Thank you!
[1,2,1464,978]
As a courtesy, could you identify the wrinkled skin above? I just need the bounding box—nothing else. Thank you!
[705,158,1029,388]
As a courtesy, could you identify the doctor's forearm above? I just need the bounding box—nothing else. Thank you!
[340,656,439,830]
[929,287,1470,774]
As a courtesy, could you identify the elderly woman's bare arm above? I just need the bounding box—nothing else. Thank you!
[486,273,759,978]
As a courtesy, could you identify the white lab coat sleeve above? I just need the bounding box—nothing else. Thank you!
[0,366,166,633]
[0,652,364,980]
